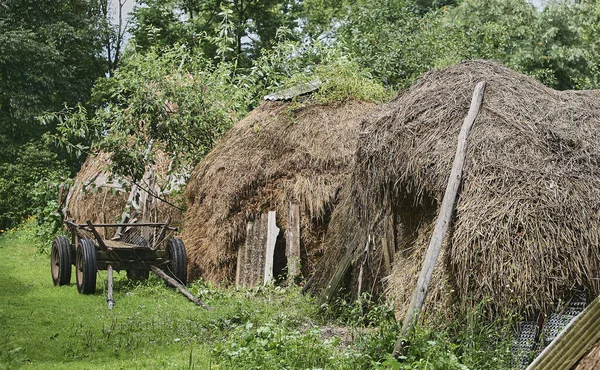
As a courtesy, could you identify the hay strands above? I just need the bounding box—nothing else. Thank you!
[151,266,211,310]
[392,80,486,358]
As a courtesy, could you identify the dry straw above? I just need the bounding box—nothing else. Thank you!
[182,99,377,283]
[311,60,600,317]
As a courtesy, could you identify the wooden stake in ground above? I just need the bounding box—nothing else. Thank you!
[107,264,115,310]
[151,266,211,310]
[263,211,280,285]
[392,80,486,358]
[286,201,301,284]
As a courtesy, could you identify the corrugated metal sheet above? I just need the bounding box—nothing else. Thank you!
[263,79,321,101]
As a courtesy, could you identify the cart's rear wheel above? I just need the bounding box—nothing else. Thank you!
[165,238,187,285]
[51,236,72,286]
[76,238,97,294]
[126,269,150,281]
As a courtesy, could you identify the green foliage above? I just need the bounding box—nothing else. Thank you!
[1,232,520,369]
[0,0,109,229]
[332,0,600,90]
[48,45,241,179]
[0,142,68,232]
[131,0,302,68]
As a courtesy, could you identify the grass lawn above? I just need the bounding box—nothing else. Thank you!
[0,229,325,369]
[0,224,516,370]
[0,231,216,369]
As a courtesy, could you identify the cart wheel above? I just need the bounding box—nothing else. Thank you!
[76,238,97,294]
[166,238,187,285]
[51,236,72,286]
[126,269,149,281]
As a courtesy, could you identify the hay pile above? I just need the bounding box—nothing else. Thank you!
[65,150,184,239]
[311,60,600,316]
[575,341,600,369]
[182,99,376,283]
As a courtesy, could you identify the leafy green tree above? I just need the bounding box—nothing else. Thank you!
[130,0,302,68]
[0,0,109,229]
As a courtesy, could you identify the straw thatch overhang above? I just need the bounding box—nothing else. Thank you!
[182,99,377,284]
[309,60,600,317]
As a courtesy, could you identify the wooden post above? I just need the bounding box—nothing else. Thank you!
[286,202,301,284]
[235,220,253,287]
[264,211,279,285]
[107,264,115,310]
[151,266,211,310]
[393,81,486,358]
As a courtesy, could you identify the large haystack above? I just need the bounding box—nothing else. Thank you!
[311,60,600,316]
[182,99,376,283]
[65,151,184,239]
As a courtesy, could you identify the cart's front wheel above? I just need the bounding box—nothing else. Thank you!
[51,236,72,286]
[76,238,97,294]
[165,238,187,285]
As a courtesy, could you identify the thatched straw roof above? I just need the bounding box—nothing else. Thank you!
[310,60,600,316]
[65,151,184,239]
[182,99,377,283]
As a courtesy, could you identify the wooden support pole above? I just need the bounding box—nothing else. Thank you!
[152,216,171,250]
[264,211,279,285]
[393,81,486,358]
[286,201,301,284]
[151,266,211,310]
[107,264,115,310]
[86,220,108,251]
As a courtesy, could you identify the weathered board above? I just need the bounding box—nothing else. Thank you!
[236,212,280,288]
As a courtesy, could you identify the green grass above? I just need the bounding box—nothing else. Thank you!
[0,223,518,369]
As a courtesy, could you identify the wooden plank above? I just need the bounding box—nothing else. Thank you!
[528,297,600,370]
[393,81,486,358]
[151,266,211,310]
[86,220,108,251]
[263,211,279,285]
[152,216,171,250]
[236,214,269,288]
[381,236,391,276]
[286,202,301,284]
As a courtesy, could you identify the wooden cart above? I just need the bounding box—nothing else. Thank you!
[50,219,187,305]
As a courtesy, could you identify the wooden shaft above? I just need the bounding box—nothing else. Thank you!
[150,266,211,310]
[66,220,175,229]
[393,81,486,358]
[152,216,171,250]
[86,220,108,250]
[107,264,114,310]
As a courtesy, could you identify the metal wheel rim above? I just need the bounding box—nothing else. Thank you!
[51,242,60,280]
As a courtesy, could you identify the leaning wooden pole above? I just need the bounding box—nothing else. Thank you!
[392,81,486,358]
[151,266,211,310]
